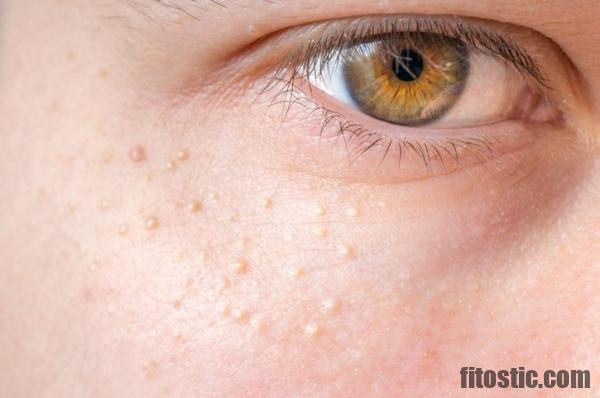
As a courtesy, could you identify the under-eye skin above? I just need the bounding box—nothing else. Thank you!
[234,16,574,182]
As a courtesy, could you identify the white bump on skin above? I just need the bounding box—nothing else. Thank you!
[231,308,248,322]
[289,267,305,279]
[232,260,250,274]
[146,217,160,230]
[100,200,108,210]
[217,303,230,316]
[118,224,128,236]
[304,322,320,336]
[188,201,203,213]
[250,317,264,332]
[315,205,326,216]
[166,161,176,171]
[320,299,340,315]
[346,205,359,218]
[177,149,189,161]
[262,197,273,209]
[337,244,355,259]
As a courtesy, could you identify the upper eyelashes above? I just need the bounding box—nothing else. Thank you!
[268,17,557,133]
[252,16,566,181]
[307,27,555,130]
[318,32,471,126]
[277,17,549,90]
[263,17,557,128]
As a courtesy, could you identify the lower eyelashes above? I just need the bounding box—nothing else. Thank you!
[258,16,566,182]
[263,84,541,183]
[343,33,470,126]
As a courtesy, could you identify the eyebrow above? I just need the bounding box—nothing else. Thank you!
[151,0,222,18]
[158,0,225,10]
[150,0,285,19]
[120,0,232,23]
[152,0,266,13]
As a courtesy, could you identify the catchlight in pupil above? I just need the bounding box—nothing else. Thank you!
[393,49,425,82]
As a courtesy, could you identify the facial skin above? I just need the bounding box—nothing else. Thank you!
[0,1,598,397]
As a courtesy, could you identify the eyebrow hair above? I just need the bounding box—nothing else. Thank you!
[124,0,274,25]
[120,0,233,23]
[156,0,226,11]
[150,0,220,19]
[155,0,278,13]
[153,0,272,13]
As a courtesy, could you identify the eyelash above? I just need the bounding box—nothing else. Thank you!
[260,17,553,174]
[272,18,549,89]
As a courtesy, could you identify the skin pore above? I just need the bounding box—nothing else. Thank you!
[0,1,599,397]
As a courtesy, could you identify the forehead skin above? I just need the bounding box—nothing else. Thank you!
[0,1,598,397]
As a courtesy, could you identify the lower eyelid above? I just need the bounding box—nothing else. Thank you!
[294,78,547,139]
[262,79,547,184]
[250,16,582,184]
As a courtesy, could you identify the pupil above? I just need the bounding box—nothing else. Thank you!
[392,49,424,82]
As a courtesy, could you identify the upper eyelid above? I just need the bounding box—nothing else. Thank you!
[270,16,550,90]
[211,14,566,107]
[226,14,575,181]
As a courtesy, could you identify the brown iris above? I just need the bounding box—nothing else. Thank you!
[343,33,470,126]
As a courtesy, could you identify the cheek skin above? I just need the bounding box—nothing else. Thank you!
[1,6,598,398]
[1,53,597,396]
[20,98,589,398]
[2,70,597,397]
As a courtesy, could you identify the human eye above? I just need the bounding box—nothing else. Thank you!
[253,16,571,183]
